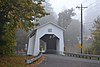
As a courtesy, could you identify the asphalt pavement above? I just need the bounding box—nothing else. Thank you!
[37,54,100,67]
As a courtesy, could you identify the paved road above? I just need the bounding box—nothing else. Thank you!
[37,54,100,67]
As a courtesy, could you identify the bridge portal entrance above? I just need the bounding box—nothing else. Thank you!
[40,34,59,54]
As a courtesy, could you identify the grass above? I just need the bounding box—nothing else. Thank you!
[0,55,45,67]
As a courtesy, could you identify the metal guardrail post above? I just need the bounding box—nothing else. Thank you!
[25,52,42,64]
[64,52,100,60]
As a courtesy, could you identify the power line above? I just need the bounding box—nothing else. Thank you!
[76,1,100,24]
[82,0,90,4]
[83,1,100,12]
[85,4,100,13]
[84,3,100,18]
[86,0,100,6]
[82,0,100,6]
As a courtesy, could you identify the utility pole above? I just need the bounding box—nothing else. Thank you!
[76,4,87,54]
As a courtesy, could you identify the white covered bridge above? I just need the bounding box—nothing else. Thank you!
[27,22,65,56]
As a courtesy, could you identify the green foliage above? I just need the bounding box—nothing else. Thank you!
[0,23,16,56]
[92,18,100,55]
[0,0,48,56]
[0,0,9,45]
[0,0,48,31]
[91,17,100,55]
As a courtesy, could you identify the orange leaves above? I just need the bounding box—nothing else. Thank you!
[0,55,45,67]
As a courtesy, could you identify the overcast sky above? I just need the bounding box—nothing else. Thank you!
[49,0,84,14]
[48,0,85,19]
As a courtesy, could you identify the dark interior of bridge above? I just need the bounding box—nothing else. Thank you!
[40,34,59,54]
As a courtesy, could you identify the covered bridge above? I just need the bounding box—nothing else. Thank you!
[27,22,65,56]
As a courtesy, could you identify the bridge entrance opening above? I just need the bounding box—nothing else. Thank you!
[40,34,59,54]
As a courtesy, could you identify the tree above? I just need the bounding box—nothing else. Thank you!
[1,0,48,30]
[91,17,100,55]
[64,20,81,53]
[0,0,48,56]
[58,8,75,29]
[16,29,29,54]
[57,8,81,53]
[37,0,57,25]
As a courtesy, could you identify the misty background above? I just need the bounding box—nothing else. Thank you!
[16,0,100,53]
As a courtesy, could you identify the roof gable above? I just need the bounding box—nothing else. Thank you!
[29,22,65,37]
[36,22,65,31]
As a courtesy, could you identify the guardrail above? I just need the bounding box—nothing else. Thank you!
[26,52,42,64]
[64,52,100,60]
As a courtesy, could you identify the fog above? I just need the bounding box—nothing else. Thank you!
[84,0,100,35]
[49,0,100,35]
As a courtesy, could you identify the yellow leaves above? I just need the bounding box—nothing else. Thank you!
[25,13,33,20]
[17,22,24,29]
[16,20,34,32]
[93,31,100,35]
[1,0,48,31]
[77,44,84,49]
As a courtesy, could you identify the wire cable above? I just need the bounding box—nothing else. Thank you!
[84,2,100,12]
